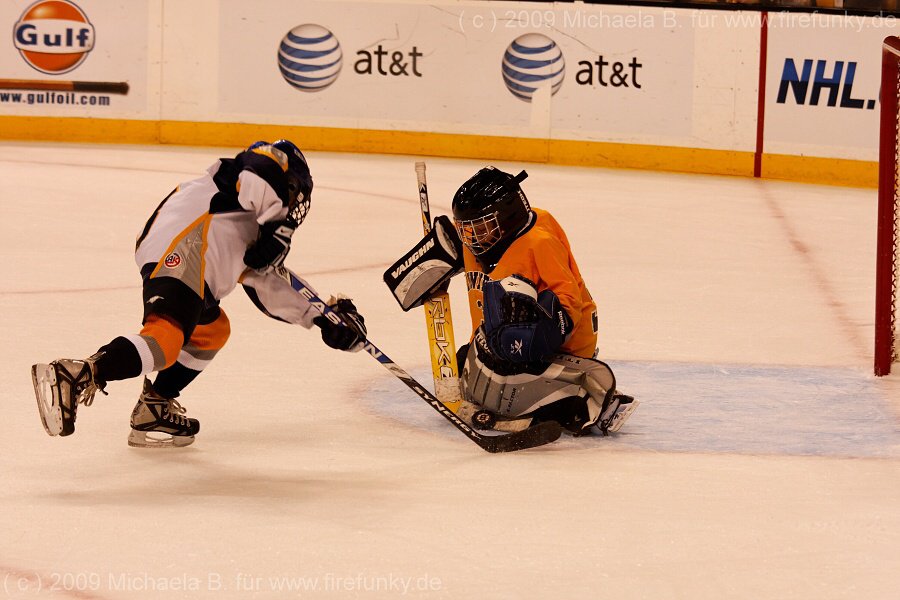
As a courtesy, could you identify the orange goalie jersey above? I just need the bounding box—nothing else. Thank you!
[462,208,598,358]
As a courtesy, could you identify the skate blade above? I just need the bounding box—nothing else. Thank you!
[607,398,640,433]
[128,429,195,449]
[32,363,62,436]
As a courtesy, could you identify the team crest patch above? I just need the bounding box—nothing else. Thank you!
[164,252,182,268]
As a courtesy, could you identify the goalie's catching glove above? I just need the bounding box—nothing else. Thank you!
[482,274,572,363]
[244,220,296,272]
[383,215,463,311]
[313,296,367,352]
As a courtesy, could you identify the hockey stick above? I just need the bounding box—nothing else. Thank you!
[414,162,463,412]
[274,266,562,453]
[0,79,129,94]
[413,162,531,434]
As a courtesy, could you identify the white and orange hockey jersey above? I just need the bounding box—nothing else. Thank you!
[133,146,319,328]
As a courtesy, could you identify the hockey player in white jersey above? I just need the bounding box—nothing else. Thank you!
[31,140,366,447]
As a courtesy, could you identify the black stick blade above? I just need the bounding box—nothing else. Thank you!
[478,421,562,453]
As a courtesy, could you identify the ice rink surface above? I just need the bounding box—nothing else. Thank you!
[1,142,898,599]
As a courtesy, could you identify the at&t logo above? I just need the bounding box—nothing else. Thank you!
[278,24,342,92]
[501,33,645,102]
[502,33,565,102]
[278,23,424,93]
[13,0,95,75]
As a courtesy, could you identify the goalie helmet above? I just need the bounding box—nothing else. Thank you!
[451,167,530,256]
[249,139,313,225]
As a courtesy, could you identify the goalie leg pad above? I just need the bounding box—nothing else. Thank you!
[460,347,584,418]
[383,215,463,311]
[460,348,626,434]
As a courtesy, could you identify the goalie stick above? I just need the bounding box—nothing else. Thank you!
[413,163,531,434]
[273,266,562,453]
[415,161,463,413]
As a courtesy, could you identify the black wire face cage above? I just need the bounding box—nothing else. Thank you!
[286,172,311,225]
[288,191,311,226]
[454,211,502,255]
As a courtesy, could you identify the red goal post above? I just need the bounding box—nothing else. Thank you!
[875,37,900,376]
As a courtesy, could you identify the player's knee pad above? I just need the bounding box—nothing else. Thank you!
[138,314,185,371]
[173,309,230,373]
[189,309,231,351]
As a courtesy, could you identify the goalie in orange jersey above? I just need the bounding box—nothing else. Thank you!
[385,166,637,435]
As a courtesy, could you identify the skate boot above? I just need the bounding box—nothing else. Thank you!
[32,355,106,437]
[128,378,199,448]
[596,393,639,436]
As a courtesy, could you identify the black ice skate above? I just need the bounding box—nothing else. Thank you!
[31,356,106,437]
[128,378,199,448]
[596,393,639,436]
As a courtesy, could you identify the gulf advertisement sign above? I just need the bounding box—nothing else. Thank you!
[2,0,150,117]
[12,0,95,75]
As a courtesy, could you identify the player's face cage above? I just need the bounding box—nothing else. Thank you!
[287,180,311,226]
[455,212,502,255]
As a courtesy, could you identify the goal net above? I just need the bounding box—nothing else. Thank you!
[875,36,900,376]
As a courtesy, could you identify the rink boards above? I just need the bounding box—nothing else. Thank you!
[0,0,896,186]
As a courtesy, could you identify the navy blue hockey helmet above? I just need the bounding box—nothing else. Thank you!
[272,139,313,225]
[249,139,313,225]
[451,167,530,255]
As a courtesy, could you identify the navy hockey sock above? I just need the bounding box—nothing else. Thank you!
[93,337,144,383]
[152,362,201,399]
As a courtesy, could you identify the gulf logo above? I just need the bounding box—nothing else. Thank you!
[278,24,342,92]
[501,33,565,102]
[13,0,95,75]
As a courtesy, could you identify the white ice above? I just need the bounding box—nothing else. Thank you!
[1,143,898,599]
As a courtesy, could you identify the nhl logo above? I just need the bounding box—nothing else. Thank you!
[13,0,95,75]
[164,252,181,268]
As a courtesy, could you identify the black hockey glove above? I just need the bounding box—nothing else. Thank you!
[313,296,367,352]
[482,275,572,363]
[243,220,296,272]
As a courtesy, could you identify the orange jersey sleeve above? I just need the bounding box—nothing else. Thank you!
[463,208,598,358]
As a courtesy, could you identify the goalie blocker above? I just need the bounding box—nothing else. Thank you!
[384,216,463,311]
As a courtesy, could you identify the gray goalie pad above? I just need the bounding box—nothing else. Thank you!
[383,215,463,311]
[459,347,617,431]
